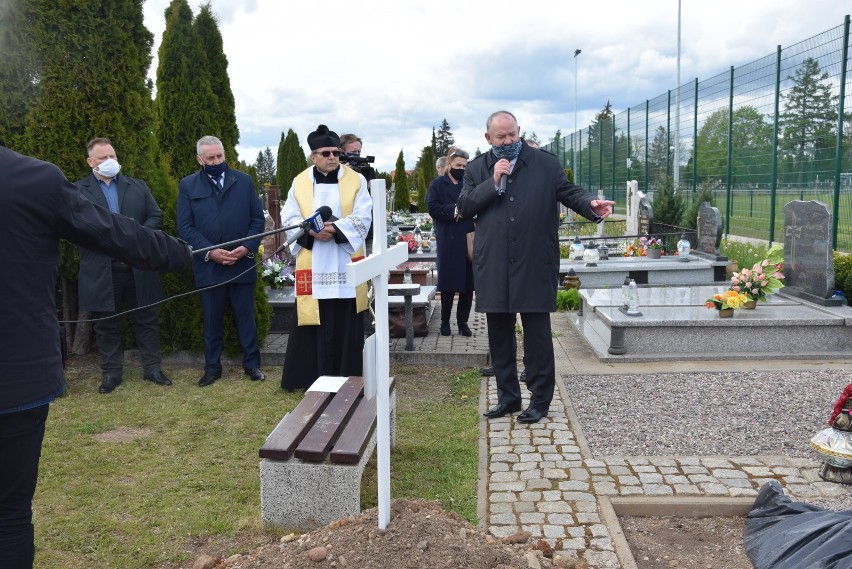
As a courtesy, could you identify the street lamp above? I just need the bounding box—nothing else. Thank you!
[573,49,582,135]
[674,0,681,192]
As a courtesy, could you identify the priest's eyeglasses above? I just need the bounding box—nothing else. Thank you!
[313,150,342,158]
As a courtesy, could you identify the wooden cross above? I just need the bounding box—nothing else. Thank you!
[346,178,408,529]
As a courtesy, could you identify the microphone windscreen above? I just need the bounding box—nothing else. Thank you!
[316,205,333,221]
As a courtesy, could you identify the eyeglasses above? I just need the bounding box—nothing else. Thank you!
[448,149,469,159]
[313,150,341,158]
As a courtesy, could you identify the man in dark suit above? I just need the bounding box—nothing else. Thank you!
[458,110,614,424]
[75,138,171,394]
[0,141,191,569]
[177,135,266,387]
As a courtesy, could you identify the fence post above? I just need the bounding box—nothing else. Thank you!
[725,65,734,236]
[645,100,649,194]
[692,77,698,194]
[831,14,850,249]
[770,45,782,246]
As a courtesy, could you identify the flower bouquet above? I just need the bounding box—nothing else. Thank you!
[644,236,664,258]
[730,244,784,303]
[397,233,418,253]
[261,254,294,289]
[705,289,749,316]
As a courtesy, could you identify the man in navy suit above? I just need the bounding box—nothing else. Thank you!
[75,138,171,394]
[177,136,266,387]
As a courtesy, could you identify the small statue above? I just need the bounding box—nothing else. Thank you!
[810,384,852,484]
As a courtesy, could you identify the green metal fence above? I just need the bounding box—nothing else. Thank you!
[545,15,852,251]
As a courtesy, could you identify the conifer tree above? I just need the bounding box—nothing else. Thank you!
[277,128,305,198]
[393,150,410,212]
[194,2,239,161]
[155,0,217,179]
[650,173,685,227]
[255,147,276,187]
[435,119,455,157]
[0,0,38,148]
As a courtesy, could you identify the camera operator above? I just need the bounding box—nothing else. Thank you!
[339,134,376,183]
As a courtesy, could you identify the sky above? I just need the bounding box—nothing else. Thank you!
[142,0,849,172]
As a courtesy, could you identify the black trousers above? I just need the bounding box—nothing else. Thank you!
[486,312,555,412]
[0,404,49,569]
[440,291,473,325]
[91,264,161,377]
[200,282,260,374]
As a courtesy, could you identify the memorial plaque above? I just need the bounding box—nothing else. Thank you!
[625,180,638,235]
[637,195,653,237]
[696,201,722,256]
[783,200,834,299]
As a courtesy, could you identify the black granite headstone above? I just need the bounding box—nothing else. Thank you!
[697,202,723,256]
[783,200,835,301]
[638,196,653,237]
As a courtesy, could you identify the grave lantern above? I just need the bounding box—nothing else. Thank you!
[569,236,585,261]
[598,242,609,261]
[562,268,581,290]
[583,241,599,267]
[677,233,691,262]
[626,279,641,316]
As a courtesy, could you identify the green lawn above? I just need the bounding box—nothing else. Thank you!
[34,359,480,568]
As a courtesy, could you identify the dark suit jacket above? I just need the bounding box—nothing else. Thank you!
[457,144,597,313]
[177,167,265,287]
[75,173,164,312]
[0,145,190,410]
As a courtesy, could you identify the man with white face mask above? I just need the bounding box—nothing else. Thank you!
[75,137,171,394]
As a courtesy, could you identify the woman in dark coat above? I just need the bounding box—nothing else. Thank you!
[427,148,475,336]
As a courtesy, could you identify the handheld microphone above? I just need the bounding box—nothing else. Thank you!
[286,205,333,246]
[499,174,508,195]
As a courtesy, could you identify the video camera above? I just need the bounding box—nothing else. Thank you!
[342,153,376,180]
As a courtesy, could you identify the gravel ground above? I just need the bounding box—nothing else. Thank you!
[563,369,852,509]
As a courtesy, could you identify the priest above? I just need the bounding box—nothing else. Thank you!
[279,125,373,390]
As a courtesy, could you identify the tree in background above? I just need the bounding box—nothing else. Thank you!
[0,0,38,148]
[393,150,410,212]
[779,57,837,186]
[194,2,239,161]
[681,180,716,230]
[650,173,685,227]
[276,128,305,198]
[416,146,437,212]
[155,0,217,179]
[693,106,773,187]
[647,126,671,185]
[254,146,276,187]
[435,119,455,157]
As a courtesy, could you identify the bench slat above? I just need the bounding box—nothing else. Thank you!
[329,396,376,464]
[258,391,333,460]
[294,376,364,462]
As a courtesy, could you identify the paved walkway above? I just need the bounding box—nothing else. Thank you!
[263,303,852,569]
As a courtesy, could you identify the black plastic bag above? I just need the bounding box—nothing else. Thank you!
[745,480,852,569]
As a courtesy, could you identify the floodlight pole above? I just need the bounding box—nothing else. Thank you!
[674,0,681,192]
[574,49,582,135]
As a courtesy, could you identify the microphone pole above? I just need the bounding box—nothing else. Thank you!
[191,221,307,255]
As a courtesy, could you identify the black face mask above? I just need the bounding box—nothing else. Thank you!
[449,167,465,181]
[203,162,226,178]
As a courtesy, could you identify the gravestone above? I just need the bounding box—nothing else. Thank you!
[696,202,726,260]
[782,200,840,306]
[637,195,653,237]
[625,180,639,235]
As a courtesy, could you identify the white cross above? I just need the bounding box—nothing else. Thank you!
[346,179,407,530]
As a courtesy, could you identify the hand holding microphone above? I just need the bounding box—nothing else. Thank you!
[493,159,511,196]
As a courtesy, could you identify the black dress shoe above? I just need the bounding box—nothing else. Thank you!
[483,401,522,419]
[517,407,547,424]
[198,372,222,387]
[245,368,265,381]
[98,376,122,394]
[458,322,472,336]
[479,366,495,377]
[440,322,451,336]
[144,371,172,386]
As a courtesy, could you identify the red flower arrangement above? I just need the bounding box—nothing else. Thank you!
[397,233,417,253]
[829,384,852,426]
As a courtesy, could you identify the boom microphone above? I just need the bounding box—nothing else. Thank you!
[286,205,334,246]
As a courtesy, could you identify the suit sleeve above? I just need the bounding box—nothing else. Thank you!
[243,180,265,253]
[426,178,455,220]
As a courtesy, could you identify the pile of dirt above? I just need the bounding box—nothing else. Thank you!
[189,500,595,569]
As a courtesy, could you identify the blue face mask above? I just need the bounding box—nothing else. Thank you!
[203,162,226,178]
[491,139,523,161]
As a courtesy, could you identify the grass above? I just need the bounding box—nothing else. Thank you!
[34,358,481,568]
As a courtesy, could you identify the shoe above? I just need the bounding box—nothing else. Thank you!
[520,370,527,383]
[479,366,495,376]
[98,376,122,394]
[198,371,222,387]
[440,322,451,336]
[143,370,172,386]
[483,401,522,419]
[517,407,548,424]
[245,368,265,381]
[458,323,472,336]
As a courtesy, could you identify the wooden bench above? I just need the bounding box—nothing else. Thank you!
[259,375,397,528]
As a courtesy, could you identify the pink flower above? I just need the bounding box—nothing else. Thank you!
[731,277,740,285]
[762,259,769,267]
[761,280,768,287]
[773,271,784,279]
[733,286,741,292]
